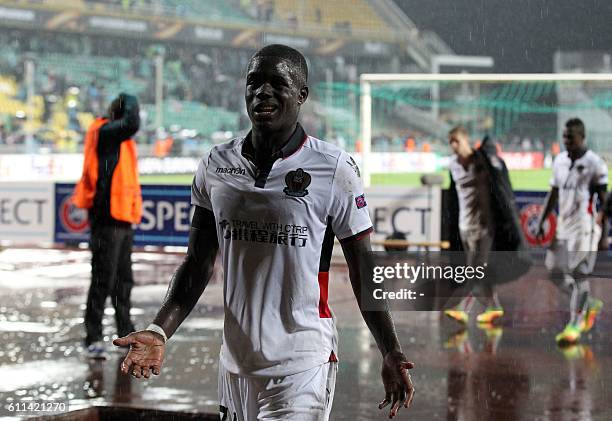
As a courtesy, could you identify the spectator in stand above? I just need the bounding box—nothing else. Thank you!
[405,138,415,152]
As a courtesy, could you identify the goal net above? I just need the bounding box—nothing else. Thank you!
[315,74,612,186]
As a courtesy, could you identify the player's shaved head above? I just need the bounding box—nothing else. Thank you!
[563,117,586,155]
[565,118,585,138]
[248,44,308,87]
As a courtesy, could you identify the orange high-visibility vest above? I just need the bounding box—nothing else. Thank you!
[72,117,142,224]
[405,138,415,152]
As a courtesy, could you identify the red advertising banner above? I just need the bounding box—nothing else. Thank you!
[499,152,545,170]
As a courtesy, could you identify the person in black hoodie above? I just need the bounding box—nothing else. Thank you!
[444,126,530,326]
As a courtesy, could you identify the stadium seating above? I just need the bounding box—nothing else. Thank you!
[133,0,252,21]
[272,0,389,34]
[0,27,251,153]
[35,53,148,96]
[85,0,388,32]
[145,101,239,137]
[0,18,417,155]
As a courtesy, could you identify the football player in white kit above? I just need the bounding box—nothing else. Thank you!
[537,118,608,345]
[445,127,504,326]
[114,44,415,420]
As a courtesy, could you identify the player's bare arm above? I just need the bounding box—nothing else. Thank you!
[594,184,608,250]
[114,205,219,378]
[340,234,415,419]
[537,187,559,241]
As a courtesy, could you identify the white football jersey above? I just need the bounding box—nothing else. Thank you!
[191,125,372,376]
[550,150,608,239]
[448,155,491,236]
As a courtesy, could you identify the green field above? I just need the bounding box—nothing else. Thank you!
[140,169,563,191]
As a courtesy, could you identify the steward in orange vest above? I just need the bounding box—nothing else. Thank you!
[72,95,142,224]
[74,93,141,353]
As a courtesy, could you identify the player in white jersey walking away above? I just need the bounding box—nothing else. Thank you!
[445,126,500,326]
[113,44,415,420]
[444,126,529,328]
[538,118,608,345]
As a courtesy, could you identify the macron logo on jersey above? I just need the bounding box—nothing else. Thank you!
[216,167,246,175]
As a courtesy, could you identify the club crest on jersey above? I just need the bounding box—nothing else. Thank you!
[284,168,311,197]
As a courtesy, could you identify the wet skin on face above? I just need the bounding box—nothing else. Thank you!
[245,56,308,153]
[563,126,585,156]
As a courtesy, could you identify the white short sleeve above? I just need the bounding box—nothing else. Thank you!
[330,153,372,240]
[191,152,213,210]
[593,155,608,186]
[550,155,561,188]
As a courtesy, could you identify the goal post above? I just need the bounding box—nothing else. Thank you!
[359,73,612,187]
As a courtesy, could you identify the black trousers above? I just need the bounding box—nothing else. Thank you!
[85,222,136,346]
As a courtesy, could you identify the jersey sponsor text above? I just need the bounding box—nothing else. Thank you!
[215,167,246,175]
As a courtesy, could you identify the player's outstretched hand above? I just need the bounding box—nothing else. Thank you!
[113,331,165,379]
[378,350,415,418]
